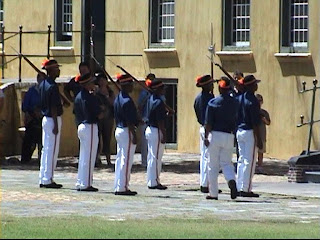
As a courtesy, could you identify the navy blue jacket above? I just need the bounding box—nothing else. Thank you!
[205,93,239,133]
[146,94,166,127]
[114,91,138,128]
[194,91,214,126]
[39,77,63,117]
[74,89,101,126]
[237,91,261,130]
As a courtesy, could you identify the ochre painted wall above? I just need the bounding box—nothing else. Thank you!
[1,0,320,160]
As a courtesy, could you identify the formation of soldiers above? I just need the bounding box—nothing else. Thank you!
[34,58,262,199]
[194,73,262,200]
[37,59,168,195]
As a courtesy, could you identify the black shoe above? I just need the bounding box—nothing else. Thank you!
[200,186,209,193]
[77,186,99,192]
[228,180,238,200]
[40,182,63,189]
[148,184,167,190]
[206,196,218,200]
[239,191,259,198]
[115,190,137,196]
[201,187,221,194]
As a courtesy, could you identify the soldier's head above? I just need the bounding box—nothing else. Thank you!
[243,75,261,93]
[42,59,61,79]
[116,74,134,93]
[218,76,231,94]
[196,75,214,92]
[79,62,91,76]
[149,79,165,96]
[78,73,96,92]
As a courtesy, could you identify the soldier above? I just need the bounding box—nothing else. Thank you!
[95,71,115,167]
[74,73,102,191]
[113,74,139,196]
[63,62,91,103]
[21,72,46,164]
[138,73,156,168]
[39,59,63,189]
[145,79,167,190]
[204,77,239,200]
[193,75,214,193]
[236,75,262,197]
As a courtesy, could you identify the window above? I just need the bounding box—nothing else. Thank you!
[223,0,251,49]
[0,0,4,43]
[55,0,72,43]
[281,0,309,52]
[149,0,175,46]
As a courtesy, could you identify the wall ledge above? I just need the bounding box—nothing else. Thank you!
[216,50,253,56]
[144,48,177,54]
[50,46,74,51]
[274,53,311,62]
[274,53,311,57]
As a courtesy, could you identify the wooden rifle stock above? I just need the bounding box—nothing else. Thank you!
[91,55,121,91]
[10,46,70,106]
[116,65,175,114]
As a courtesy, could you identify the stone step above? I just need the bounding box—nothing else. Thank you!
[305,171,320,183]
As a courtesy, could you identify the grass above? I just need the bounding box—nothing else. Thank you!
[1,215,319,239]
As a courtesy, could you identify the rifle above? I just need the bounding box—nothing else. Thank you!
[11,46,71,107]
[115,64,175,115]
[90,54,121,91]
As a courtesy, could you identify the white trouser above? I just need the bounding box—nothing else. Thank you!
[146,126,165,187]
[114,127,136,192]
[199,126,210,187]
[139,122,148,166]
[236,129,257,192]
[76,123,98,189]
[39,116,62,185]
[207,131,236,197]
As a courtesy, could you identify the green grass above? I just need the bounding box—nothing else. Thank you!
[1,215,319,239]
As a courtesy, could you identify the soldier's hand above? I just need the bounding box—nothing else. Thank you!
[52,125,59,135]
[63,101,71,108]
[132,134,137,145]
[204,139,210,147]
[257,138,263,150]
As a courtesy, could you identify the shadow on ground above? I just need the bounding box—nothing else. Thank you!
[0,156,290,177]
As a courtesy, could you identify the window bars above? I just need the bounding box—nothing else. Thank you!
[232,0,250,47]
[290,0,308,48]
[158,0,175,43]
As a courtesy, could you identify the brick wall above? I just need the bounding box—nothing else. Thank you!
[288,165,320,183]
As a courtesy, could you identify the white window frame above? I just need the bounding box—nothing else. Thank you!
[290,0,308,48]
[157,0,175,43]
[62,0,72,37]
[232,0,250,47]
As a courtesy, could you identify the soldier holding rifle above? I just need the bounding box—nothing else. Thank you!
[193,75,215,193]
[113,74,139,196]
[39,59,64,189]
[74,73,102,192]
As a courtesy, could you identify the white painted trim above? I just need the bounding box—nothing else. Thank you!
[216,51,253,56]
[144,48,177,53]
[49,46,74,51]
[274,53,311,57]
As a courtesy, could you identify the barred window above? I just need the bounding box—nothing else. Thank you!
[281,0,309,52]
[158,0,175,43]
[290,0,308,47]
[223,0,251,49]
[232,0,250,47]
[0,0,4,32]
[150,0,175,45]
[62,0,72,37]
[55,0,72,43]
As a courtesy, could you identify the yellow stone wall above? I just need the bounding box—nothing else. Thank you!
[1,0,320,160]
